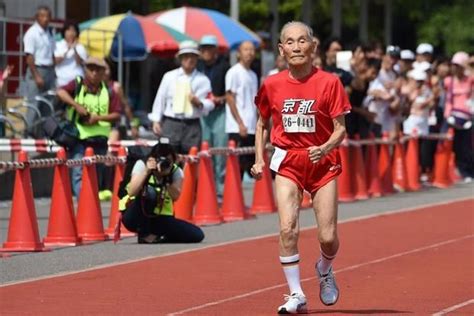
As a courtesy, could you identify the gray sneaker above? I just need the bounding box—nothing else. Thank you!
[316,264,339,306]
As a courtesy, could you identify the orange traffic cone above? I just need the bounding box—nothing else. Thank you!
[193,142,222,226]
[405,135,421,191]
[432,131,454,188]
[378,137,394,195]
[365,135,382,197]
[43,148,82,246]
[352,136,369,200]
[221,140,252,221]
[76,147,108,241]
[1,151,48,252]
[338,139,355,202]
[173,147,199,222]
[392,140,408,192]
[300,191,312,208]
[105,147,135,239]
[250,152,277,214]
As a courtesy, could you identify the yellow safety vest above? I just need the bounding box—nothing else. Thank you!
[118,165,178,217]
[67,77,111,139]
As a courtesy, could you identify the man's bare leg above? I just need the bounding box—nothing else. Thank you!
[312,178,340,305]
[275,175,307,314]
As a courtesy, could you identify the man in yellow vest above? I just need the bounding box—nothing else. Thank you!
[56,57,121,196]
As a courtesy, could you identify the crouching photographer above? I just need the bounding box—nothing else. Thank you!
[119,142,204,244]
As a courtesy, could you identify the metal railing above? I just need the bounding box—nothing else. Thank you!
[0,89,57,138]
[0,16,124,98]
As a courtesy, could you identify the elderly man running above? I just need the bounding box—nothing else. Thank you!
[251,21,351,314]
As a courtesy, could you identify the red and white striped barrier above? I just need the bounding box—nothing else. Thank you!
[0,132,453,170]
[0,133,451,154]
[0,139,159,153]
[0,139,61,153]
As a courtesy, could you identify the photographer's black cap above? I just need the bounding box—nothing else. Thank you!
[149,137,176,162]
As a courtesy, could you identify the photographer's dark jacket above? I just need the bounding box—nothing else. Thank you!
[118,160,183,216]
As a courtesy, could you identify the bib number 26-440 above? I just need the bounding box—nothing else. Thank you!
[282,114,316,133]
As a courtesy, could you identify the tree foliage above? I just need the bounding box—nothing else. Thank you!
[113,0,473,55]
[417,3,474,54]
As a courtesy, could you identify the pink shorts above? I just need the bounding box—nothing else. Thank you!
[270,147,342,193]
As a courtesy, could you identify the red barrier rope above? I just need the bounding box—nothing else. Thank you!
[0,155,127,171]
[0,132,453,171]
[0,133,452,154]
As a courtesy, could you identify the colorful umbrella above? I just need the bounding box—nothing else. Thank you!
[147,7,261,51]
[79,12,191,61]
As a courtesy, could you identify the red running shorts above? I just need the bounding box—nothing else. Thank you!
[270,147,342,193]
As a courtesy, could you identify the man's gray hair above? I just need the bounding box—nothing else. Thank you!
[36,5,52,16]
[280,21,314,43]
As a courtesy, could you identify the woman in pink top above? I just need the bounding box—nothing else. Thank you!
[444,51,474,181]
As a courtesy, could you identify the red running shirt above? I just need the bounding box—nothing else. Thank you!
[255,67,351,149]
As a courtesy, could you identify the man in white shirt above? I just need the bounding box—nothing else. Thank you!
[23,5,56,134]
[225,41,258,178]
[148,40,213,154]
[197,35,230,199]
[364,54,400,139]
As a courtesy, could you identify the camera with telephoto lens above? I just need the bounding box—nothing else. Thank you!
[157,156,172,171]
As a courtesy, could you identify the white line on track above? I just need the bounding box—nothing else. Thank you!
[432,299,474,315]
[167,234,473,315]
[1,197,472,288]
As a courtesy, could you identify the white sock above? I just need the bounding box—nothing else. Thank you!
[280,254,304,295]
[317,249,336,275]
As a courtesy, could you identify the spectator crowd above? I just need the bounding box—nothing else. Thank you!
[1,5,473,199]
[315,38,473,183]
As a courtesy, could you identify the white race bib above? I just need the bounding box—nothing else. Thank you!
[282,114,316,133]
[270,147,287,172]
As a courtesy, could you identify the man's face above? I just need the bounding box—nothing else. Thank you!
[325,41,342,66]
[436,62,450,78]
[354,60,368,76]
[278,25,315,68]
[381,54,395,70]
[352,46,365,64]
[85,65,105,85]
[275,55,287,70]
[420,53,432,63]
[200,45,217,63]
[238,41,256,65]
[399,60,413,73]
[104,66,111,81]
[180,54,198,72]
[36,9,51,29]
[365,67,378,81]
[452,64,465,76]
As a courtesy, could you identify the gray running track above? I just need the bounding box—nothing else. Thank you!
[1,182,473,285]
